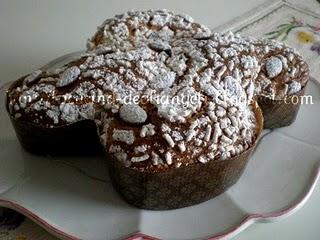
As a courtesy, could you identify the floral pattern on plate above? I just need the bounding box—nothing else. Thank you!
[265,17,320,55]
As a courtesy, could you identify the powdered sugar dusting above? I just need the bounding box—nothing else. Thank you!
[119,104,147,124]
[112,129,135,145]
[56,66,81,87]
[87,9,212,51]
[7,17,309,170]
[266,57,283,78]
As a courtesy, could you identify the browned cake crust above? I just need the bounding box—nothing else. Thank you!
[5,10,310,209]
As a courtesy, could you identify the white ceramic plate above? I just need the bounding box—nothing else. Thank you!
[0,55,320,240]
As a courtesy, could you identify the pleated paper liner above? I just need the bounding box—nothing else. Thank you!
[5,79,102,156]
[4,77,307,209]
[8,117,103,156]
[5,69,309,155]
[107,101,263,210]
[258,81,308,129]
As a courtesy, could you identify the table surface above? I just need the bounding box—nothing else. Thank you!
[0,0,319,239]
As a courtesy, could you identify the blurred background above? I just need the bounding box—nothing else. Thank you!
[0,0,266,84]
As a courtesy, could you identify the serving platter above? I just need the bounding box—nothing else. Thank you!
[0,54,319,240]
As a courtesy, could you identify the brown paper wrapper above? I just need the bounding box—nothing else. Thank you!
[107,102,264,210]
[257,82,307,129]
[5,80,102,156]
[8,117,102,156]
